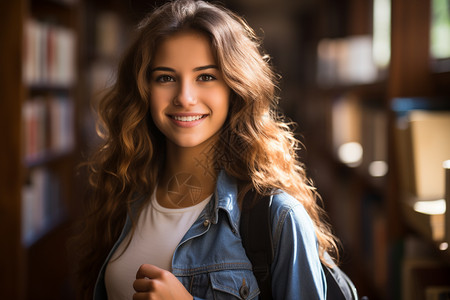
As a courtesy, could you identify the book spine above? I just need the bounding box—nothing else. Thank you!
[23,19,76,87]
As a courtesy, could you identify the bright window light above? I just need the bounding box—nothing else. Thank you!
[431,0,450,59]
[369,160,388,177]
[338,142,363,167]
[443,160,450,169]
[413,199,446,215]
[373,0,391,68]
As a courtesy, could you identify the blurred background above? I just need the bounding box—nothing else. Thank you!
[1,0,450,299]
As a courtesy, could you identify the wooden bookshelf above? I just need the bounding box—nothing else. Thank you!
[0,1,27,298]
[0,0,81,299]
[293,0,450,299]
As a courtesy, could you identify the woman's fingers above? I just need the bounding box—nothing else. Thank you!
[133,278,151,292]
[136,264,164,279]
[132,292,152,300]
[133,264,193,300]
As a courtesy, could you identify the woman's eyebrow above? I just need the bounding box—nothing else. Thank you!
[193,65,218,72]
[150,66,175,73]
[150,65,218,73]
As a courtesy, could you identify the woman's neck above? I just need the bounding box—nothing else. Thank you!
[157,140,218,208]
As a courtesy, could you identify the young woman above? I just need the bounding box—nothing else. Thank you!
[74,0,339,299]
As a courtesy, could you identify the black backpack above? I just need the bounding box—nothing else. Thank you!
[240,191,360,300]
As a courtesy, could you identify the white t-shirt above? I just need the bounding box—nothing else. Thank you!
[104,189,211,300]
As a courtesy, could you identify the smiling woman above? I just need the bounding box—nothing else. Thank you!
[148,30,230,149]
[72,1,339,299]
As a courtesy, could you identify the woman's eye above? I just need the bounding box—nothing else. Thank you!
[156,75,175,83]
[198,74,216,82]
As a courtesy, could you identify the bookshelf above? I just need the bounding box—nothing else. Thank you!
[294,0,450,299]
[0,0,80,299]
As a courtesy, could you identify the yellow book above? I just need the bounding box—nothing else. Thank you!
[408,110,450,200]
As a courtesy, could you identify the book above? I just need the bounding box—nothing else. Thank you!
[392,98,450,201]
[408,110,450,200]
[361,102,388,181]
[49,95,75,153]
[23,19,76,87]
[22,95,75,165]
[331,93,363,167]
[392,98,450,243]
[21,168,65,246]
[316,35,378,87]
[22,98,47,162]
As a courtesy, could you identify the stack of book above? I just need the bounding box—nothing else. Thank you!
[23,19,76,87]
[392,97,450,244]
[22,95,74,165]
[21,167,65,246]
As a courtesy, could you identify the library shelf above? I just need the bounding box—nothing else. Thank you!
[0,0,81,299]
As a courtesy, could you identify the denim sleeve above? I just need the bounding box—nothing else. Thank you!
[270,194,327,300]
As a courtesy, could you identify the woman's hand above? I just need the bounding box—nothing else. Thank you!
[133,264,193,300]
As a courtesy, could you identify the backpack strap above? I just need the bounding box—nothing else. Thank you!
[240,190,273,300]
[240,189,360,300]
[322,252,359,300]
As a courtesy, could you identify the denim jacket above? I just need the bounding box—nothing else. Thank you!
[94,171,326,299]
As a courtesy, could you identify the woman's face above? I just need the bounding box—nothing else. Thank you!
[149,30,230,149]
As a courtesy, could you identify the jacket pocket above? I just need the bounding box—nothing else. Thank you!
[209,270,260,300]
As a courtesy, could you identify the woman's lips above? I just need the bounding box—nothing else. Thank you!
[168,114,208,128]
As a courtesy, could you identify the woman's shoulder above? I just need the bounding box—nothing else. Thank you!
[271,190,307,214]
[270,190,315,231]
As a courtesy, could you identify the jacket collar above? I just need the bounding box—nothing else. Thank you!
[131,170,241,233]
[206,170,241,233]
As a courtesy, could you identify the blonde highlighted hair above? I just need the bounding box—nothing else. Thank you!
[73,0,338,298]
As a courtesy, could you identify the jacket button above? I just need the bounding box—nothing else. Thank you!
[239,283,249,299]
[203,219,210,227]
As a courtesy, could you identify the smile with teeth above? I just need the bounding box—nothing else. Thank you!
[171,115,206,122]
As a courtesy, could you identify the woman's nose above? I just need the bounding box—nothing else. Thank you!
[173,80,197,107]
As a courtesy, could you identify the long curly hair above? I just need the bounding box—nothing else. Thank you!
[73,0,339,298]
